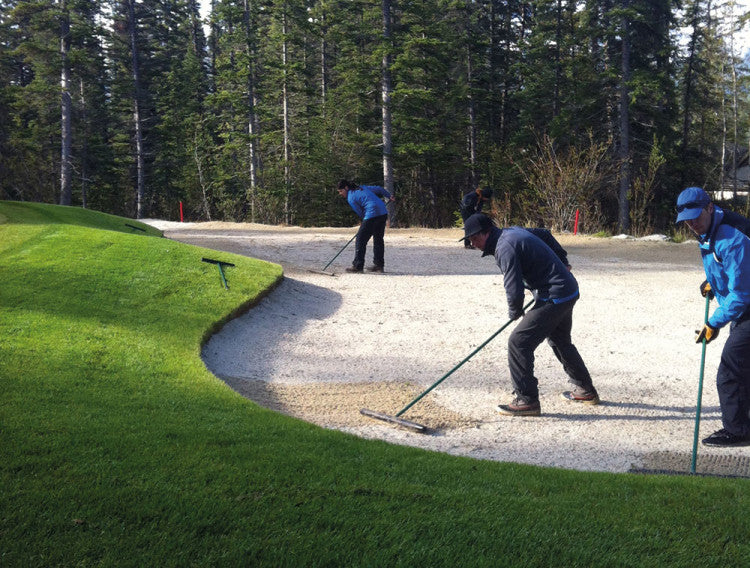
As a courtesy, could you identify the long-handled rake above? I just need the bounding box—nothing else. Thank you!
[202,257,235,290]
[361,298,535,432]
[308,234,356,276]
[690,294,712,474]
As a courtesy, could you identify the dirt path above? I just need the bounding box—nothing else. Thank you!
[145,220,750,477]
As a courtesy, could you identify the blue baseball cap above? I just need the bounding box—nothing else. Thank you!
[676,187,711,223]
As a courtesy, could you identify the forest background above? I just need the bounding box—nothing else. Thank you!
[2,0,750,235]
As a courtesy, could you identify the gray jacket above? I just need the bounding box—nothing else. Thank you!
[484,227,579,319]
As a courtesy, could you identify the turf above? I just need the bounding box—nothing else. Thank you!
[2,200,750,567]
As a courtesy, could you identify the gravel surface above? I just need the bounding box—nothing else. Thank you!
[144,220,750,477]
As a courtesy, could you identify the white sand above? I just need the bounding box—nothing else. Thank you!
[145,220,750,476]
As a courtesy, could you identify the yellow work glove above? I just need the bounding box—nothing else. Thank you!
[699,280,714,300]
[695,324,719,344]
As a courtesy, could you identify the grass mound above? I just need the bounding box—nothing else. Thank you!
[1,201,749,566]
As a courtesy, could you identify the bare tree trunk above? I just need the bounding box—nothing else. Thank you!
[467,52,477,188]
[617,5,631,233]
[720,55,727,193]
[187,0,204,58]
[282,9,291,224]
[193,130,212,221]
[728,4,739,200]
[489,0,499,142]
[128,0,146,219]
[320,11,327,107]
[209,0,218,81]
[243,0,259,222]
[680,1,701,189]
[79,78,87,209]
[465,0,476,189]
[59,0,72,206]
[382,0,395,226]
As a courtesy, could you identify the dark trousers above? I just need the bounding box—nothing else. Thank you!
[717,317,750,436]
[460,208,472,247]
[353,214,387,269]
[507,297,593,401]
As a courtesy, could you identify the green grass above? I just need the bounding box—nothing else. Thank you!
[2,200,750,567]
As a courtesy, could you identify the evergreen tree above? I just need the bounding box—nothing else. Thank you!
[390,0,468,226]
[72,1,117,211]
[678,0,733,192]
[149,0,209,220]
[3,0,62,203]
[2,0,749,231]
[207,0,270,221]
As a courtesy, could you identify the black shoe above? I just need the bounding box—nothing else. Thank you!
[561,388,600,405]
[366,265,384,273]
[702,429,750,447]
[345,266,363,273]
[496,398,541,416]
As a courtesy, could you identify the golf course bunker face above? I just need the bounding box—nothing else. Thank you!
[634,451,750,478]
[220,377,481,432]
[158,222,750,474]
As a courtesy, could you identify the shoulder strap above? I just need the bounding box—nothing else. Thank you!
[709,210,750,264]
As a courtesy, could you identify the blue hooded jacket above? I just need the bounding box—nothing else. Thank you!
[347,185,391,220]
[698,206,750,328]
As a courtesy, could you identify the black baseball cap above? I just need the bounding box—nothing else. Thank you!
[459,213,495,240]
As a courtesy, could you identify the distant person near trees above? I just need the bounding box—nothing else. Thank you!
[675,186,750,447]
[337,180,395,273]
[460,186,493,248]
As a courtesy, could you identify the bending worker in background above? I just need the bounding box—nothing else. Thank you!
[460,186,493,248]
[337,179,394,273]
[676,186,750,447]
[461,213,598,416]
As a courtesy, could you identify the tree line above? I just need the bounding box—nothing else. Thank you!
[1,0,749,234]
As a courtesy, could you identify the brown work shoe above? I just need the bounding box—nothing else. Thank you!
[345,266,364,273]
[561,387,600,405]
[496,398,541,416]
[366,265,384,273]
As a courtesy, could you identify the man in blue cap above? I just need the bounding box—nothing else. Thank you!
[676,186,750,446]
[461,213,598,416]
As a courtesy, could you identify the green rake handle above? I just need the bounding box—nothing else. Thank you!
[690,294,711,474]
[217,263,229,290]
[202,257,235,290]
[322,234,357,271]
[396,298,535,417]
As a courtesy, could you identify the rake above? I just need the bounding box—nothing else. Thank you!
[308,234,356,276]
[361,298,534,432]
[690,294,712,474]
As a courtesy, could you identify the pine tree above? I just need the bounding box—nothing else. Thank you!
[149,0,209,220]
[2,0,750,230]
[4,0,63,203]
[390,0,469,225]
[207,0,271,221]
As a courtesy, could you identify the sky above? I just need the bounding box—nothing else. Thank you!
[719,1,750,57]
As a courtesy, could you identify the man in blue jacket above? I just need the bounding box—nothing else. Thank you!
[462,213,598,416]
[676,186,750,447]
[337,180,394,273]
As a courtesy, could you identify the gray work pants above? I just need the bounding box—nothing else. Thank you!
[507,297,593,402]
